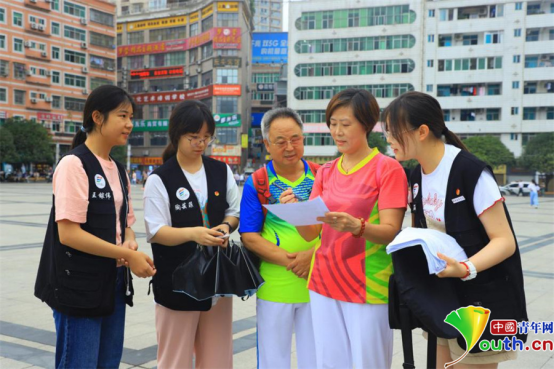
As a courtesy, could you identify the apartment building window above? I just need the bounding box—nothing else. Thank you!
[526,3,541,15]
[149,78,183,92]
[216,128,238,144]
[0,35,5,50]
[427,60,434,67]
[526,29,539,42]
[201,43,213,59]
[510,133,518,141]
[515,2,523,10]
[428,10,435,17]
[90,55,115,71]
[294,59,415,77]
[294,84,413,100]
[64,73,86,88]
[217,13,238,27]
[216,49,238,57]
[485,32,503,44]
[90,77,113,90]
[14,90,25,105]
[438,57,502,71]
[524,83,537,94]
[189,75,198,89]
[216,97,238,113]
[90,32,115,49]
[462,35,478,45]
[128,56,144,70]
[149,132,168,146]
[0,60,8,76]
[0,87,6,103]
[298,110,326,123]
[52,95,61,108]
[487,84,501,95]
[128,132,144,146]
[13,38,23,53]
[322,11,333,28]
[511,107,519,115]
[304,133,332,146]
[13,63,25,79]
[202,71,212,86]
[302,14,315,29]
[13,12,23,27]
[127,81,143,94]
[513,55,521,63]
[151,104,175,120]
[252,73,280,83]
[128,31,144,45]
[64,1,86,18]
[149,52,185,68]
[439,9,454,21]
[189,48,198,64]
[460,109,476,121]
[486,108,500,121]
[117,34,122,46]
[190,22,199,37]
[65,50,86,64]
[0,8,5,23]
[90,9,114,27]
[443,110,451,121]
[65,97,85,111]
[524,56,539,68]
[295,35,415,54]
[202,15,213,33]
[348,10,360,27]
[216,69,238,84]
[51,0,59,11]
[64,26,86,41]
[428,35,435,43]
[547,107,554,120]
[150,27,186,41]
[523,107,536,120]
[51,22,60,36]
[426,85,433,92]
[514,29,521,37]
[512,81,520,89]
[52,71,60,84]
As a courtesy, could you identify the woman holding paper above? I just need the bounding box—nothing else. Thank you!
[143,100,240,368]
[383,91,527,368]
[282,89,408,368]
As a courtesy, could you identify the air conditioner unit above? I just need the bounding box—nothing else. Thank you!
[31,98,37,103]
[45,97,52,102]
[41,51,47,57]
[45,70,51,76]
[31,23,38,30]
[81,42,87,49]
[38,25,45,31]
[26,70,32,76]
[196,68,202,73]
[82,89,88,95]
[107,67,114,71]
[82,66,88,73]
[24,41,31,48]
[80,18,88,25]
[454,34,463,40]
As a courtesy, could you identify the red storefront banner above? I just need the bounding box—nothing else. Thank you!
[130,66,184,80]
[37,112,64,121]
[133,86,213,105]
[213,85,241,96]
[118,28,241,57]
[131,157,163,166]
[210,155,241,165]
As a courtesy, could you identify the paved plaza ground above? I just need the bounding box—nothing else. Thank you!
[0,182,552,369]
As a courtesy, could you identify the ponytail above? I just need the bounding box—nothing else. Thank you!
[71,129,87,149]
[443,129,468,152]
[162,142,177,163]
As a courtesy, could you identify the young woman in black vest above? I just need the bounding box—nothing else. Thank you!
[383,92,527,368]
[143,100,240,368]
[34,85,156,369]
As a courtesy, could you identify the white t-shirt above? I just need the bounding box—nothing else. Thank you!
[144,163,240,242]
[413,144,502,232]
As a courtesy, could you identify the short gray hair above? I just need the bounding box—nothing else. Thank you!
[261,107,304,140]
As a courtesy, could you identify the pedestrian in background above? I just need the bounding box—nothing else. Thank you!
[530,180,540,208]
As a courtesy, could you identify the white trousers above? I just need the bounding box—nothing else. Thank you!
[257,298,317,369]
[309,291,393,369]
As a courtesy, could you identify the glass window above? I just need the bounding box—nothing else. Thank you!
[190,22,199,37]
[429,10,435,17]
[90,77,113,90]
[217,13,238,27]
[189,75,198,89]
[90,32,115,48]
[52,95,61,108]
[128,31,144,45]
[14,90,25,104]
[526,29,539,42]
[52,71,60,84]
[51,0,59,11]
[486,108,500,121]
[0,8,5,23]
[348,10,360,27]
[128,132,144,146]
[13,12,23,27]
[13,62,25,79]
[65,97,86,111]
[514,29,521,37]
[515,2,523,10]
[426,84,433,92]
[51,22,60,36]
[64,73,86,88]
[216,69,238,84]
[14,38,23,52]
[523,107,536,120]
[64,25,86,41]
[149,78,183,92]
[460,109,476,121]
[216,97,238,113]
[90,55,116,71]
[90,9,114,26]
[216,127,238,145]
[201,15,213,33]
[547,107,554,120]
[487,84,501,95]
[202,71,212,86]
[64,1,86,18]
[463,35,478,45]
[0,87,6,102]
[524,56,538,68]
[512,81,520,89]
[524,83,537,94]
[0,60,8,76]
[0,35,5,50]
[150,132,168,146]
[64,50,86,64]
[149,52,185,67]
[513,55,521,63]
[150,27,186,41]
[511,107,519,115]
[201,42,213,59]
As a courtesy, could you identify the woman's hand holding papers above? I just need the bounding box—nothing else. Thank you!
[317,212,362,234]
[436,252,468,278]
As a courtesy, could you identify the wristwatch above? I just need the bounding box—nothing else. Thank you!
[460,260,477,281]
[221,221,233,233]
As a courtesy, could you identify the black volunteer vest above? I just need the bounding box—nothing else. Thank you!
[151,155,228,311]
[34,144,133,317]
[410,150,528,349]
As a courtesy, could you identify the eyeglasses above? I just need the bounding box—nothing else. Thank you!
[185,136,216,147]
[268,136,304,149]
[383,127,418,139]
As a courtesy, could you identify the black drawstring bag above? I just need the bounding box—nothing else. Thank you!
[172,240,265,301]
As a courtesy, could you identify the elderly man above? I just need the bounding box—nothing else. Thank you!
[240,108,320,369]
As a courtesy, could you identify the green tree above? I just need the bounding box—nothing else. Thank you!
[110,145,128,164]
[521,132,554,188]
[3,118,54,164]
[0,127,18,163]
[463,135,515,167]
[368,132,388,154]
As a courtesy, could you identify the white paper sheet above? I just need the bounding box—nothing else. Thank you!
[263,196,330,226]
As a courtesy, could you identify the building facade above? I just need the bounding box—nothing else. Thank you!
[0,0,117,157]
[253,0,282,32]
[116,0,252,169]
[288,0,554,162]
[288,0,425,163]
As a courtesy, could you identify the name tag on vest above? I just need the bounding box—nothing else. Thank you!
[452,196,466,204]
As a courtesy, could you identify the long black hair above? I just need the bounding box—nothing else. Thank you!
[162,100,216,163]
[382,91,467,151]
[71,85,136,149]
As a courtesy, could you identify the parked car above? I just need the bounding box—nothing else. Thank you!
[503,182,533,196]
[499,184,511,196]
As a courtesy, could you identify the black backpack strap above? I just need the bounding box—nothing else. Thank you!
[426,333,437,369]
[400,305,416,369]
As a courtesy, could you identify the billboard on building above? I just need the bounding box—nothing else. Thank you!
[252,32,288,64]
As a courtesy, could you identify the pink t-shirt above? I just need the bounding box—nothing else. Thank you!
[53,154,136,246]
[308,149,408,304]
